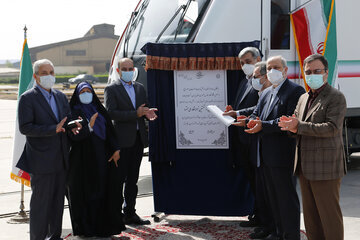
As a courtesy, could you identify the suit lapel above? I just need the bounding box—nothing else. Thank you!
[53,90,63,120]
[233,79,247,107]
[134,83,142,109]
[34,87,58,122]
[299,94,309,121]
[260,91,272,120]
[304,84,330,121]
[265,94,279,119]
[238,81,253,106]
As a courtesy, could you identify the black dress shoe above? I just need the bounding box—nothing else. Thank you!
[253,227,264,233]
[264,233,281,240]
[249,229,271,239]
[239,218,259,228]
[123,213,151,225]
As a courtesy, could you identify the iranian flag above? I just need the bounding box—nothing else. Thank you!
[291,0,337,90]
[10,38,34,187]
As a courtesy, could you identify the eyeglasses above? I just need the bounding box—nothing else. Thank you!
[304,69,326,75]
[253,75,264,79]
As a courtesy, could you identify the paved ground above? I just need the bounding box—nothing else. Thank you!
[0,99,359,239]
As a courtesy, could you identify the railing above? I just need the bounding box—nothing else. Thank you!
[0,84,107,103]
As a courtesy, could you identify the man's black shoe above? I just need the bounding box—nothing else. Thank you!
[249,229,271,239]
[264,233,281,240]
[123,213,151,225]
[253,227,264,233]
[239,218,259,228]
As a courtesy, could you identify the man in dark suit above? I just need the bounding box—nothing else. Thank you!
[104,58,157,225]
[279,54,346,240]
[17,59,81,240]
[233,61,274,239]
[245,56,305,240]
[223,47,261,227]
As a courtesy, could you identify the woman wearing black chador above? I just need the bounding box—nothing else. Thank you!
[67,81,125,237]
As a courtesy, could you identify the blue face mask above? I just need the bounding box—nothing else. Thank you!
[79,92,93,104]
[251,77,264,91]
[305,74,325,90]
[121,71,134,83]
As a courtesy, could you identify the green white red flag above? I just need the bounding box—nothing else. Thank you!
[291,0,337,90]
[10,38,34,187]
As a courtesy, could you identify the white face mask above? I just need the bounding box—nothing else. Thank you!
[267,69,284,85]
[39,75,56,89]
[251,77,264,91]
[242,64,255,76]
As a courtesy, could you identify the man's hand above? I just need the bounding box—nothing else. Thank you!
[245,117,262,134]
[145,108,158,121]
[89,112,98,128]
[137,104,149,117]
[232,115,247,127]
[223,110,237,118]
[108,150,120,167]
[278,114,298,133]
[225,105,233,112]
[56,117,67,133]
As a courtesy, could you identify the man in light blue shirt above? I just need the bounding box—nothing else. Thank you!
[105,58,157,225]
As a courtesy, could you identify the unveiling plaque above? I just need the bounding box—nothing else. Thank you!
[174,70,229,149]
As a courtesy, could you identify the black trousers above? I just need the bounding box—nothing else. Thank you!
[119,131,144,216]
[255,165,275,232]
[30,171,66,240]
[263,164,300,240]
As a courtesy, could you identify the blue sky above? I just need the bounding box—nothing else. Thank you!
[0,0,138,61]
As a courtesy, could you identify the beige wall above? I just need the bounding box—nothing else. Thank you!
[34,37,117,73]
[54,66,94,75]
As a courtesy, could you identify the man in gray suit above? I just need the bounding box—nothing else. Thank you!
[104,58,157,225]
[279,54,347,240]
[17,59,82,240]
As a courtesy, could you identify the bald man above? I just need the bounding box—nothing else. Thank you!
[104,58,157,225]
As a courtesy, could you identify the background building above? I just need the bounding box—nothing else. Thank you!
[29,23,119,74]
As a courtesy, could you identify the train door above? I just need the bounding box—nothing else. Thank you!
[262,0,302,84]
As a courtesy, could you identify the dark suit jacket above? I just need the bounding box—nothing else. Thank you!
[294,84,347,180]
[104,80,149,148]
[251,79,305,168]
[16,86,71,174]
[233,77,259,111]
[230,77,259,166]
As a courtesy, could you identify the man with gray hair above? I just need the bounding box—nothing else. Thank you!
[232,61,273,239]
[251,61,272,95]
[223,46,261,228]
[238,47,262,79]
[243,55,305,239]
[17,59,82,240]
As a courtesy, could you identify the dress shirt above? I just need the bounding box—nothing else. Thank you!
[36,83,59,121]
[120,79,136,109]
[120,79,138,129]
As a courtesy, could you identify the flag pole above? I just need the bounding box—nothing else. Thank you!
[7,25,30,225]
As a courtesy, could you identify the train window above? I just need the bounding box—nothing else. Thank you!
[271,0,290,49]
[123,0,210,57]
